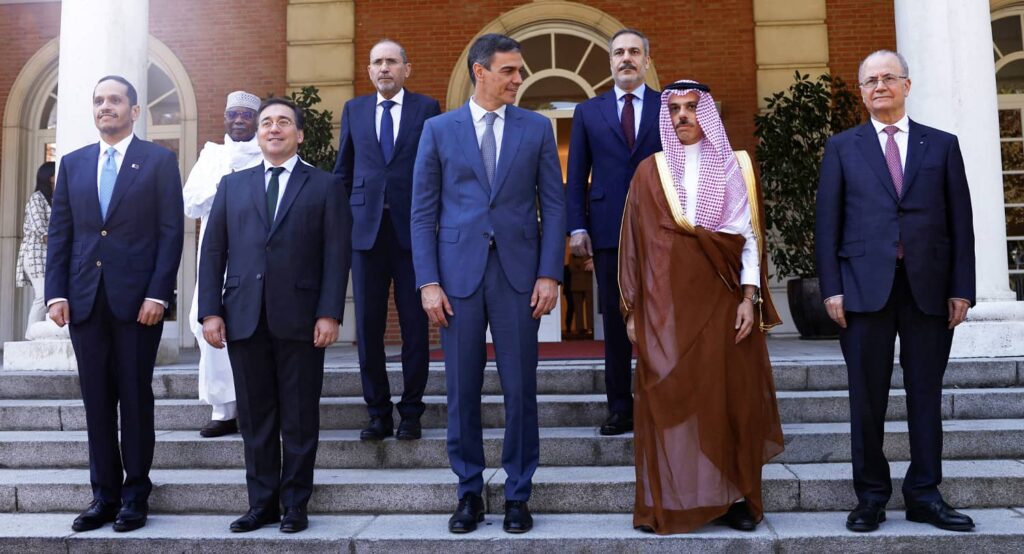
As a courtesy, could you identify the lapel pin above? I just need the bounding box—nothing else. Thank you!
[131,163,140,169]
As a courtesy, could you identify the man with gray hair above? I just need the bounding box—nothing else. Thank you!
[816,49,976,533]
[184,91,264,438]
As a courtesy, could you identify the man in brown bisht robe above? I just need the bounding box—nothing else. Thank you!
[619,80,785,534]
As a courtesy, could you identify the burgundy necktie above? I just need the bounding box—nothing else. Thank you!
[621,93,636,151]
[883,125,904,258]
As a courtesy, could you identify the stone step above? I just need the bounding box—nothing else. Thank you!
[2,460,1021,514]
[2,419,1022,469]
[2,510,1022,553]
[1,358,1019,399]
[2,388,1024,431]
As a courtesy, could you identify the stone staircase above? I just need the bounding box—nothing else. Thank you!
[0,352,1022,552]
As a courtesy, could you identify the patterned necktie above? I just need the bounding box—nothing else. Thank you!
[99,146,118,219]
[621,93,636,151]
[379,99,396,163]
[267,167,285,223]
[883,125,903,198]
[481,111,498,187]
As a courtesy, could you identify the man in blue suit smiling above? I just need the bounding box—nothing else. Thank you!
[334,39,440,442]
[411,33,565,535]
[46,75,184,533]
[816,50,976,534]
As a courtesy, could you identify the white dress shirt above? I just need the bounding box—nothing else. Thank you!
[468,96,506,165]
[96,134,134,191]
[264,154,300,220]
[375,88,404,144]
[615,83,645,138]
[870,114,909,170]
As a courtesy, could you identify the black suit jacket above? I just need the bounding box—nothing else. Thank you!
[198,160,352,341]
[815,119,976,316]
[333,90,441,250]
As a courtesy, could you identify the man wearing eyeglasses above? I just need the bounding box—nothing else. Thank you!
[334,39,441,442]
[183,91,264,439]
[816,50,976,533]
[199,97,351,533]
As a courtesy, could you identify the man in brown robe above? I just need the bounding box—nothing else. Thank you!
[619,80,784,534]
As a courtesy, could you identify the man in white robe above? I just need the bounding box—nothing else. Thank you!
[184,91,263,437]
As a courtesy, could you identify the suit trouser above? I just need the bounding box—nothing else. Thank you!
[352,213,429,420]
[840,263,953,505]
[593,248,633,415]
[69,280,161,504]
[443,250,540,501]
[227,307,325,509]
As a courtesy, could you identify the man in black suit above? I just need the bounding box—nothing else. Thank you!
[334,39,441,441]
[199,97,351,534]
[816,50,976,533]
[47,75,184,533]
[565,28,662,435]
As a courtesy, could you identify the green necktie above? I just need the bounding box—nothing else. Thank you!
[267,166,285,223]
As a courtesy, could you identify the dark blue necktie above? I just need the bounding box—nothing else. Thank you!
[379,100,396,163]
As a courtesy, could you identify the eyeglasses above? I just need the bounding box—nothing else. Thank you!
[859,74,907,89]
[225,110,255,121]
[259,119,294,130]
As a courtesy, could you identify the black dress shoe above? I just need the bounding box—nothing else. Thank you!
[280,506,309,533]
[360,416,394,441]
[396,418,422,440]
[906,500,975,532]
[714,500,757,531]
[112,501,148,532]
[846,500,887,532]
[599,412,633,436]
[230,506,281,533]
[199,418,238,438]
[503,500,533,534]
[448,493,485,534]
[71,499,120,531]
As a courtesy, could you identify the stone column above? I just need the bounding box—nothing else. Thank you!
[895,0,1024,356]
[56,0,149,158]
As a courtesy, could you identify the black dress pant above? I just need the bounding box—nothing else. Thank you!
[352,213,429,421]
[69,280,162,504]
[227,307,325,509]
[594,248,634,415]
[841,263,953,505]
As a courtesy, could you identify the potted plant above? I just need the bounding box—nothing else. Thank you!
[753,72,861,339]
[289,86,337,171]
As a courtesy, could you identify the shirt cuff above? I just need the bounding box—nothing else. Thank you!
[739,267,760,287]
[145,297,170,309]
[949,297,970,304]
[418,282,439,290]
[46,297,67,307]
[824,294,843,304]
[570,229,588,236]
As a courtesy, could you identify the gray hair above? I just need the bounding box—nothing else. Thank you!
[608,28,650,57]
[858,49,909,81]
[371,39,408,64]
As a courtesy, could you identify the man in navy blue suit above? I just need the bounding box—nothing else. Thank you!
[334,39,440,442]
[411,34,565,534]
[565,28,662,435]
[816,50,976,533]
[199,97,351,534]
[46,75,184,533]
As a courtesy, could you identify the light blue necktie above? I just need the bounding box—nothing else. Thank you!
[481,112,497,188]
[99,146,117,219]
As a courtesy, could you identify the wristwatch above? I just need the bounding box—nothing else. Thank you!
[743,287,762,305]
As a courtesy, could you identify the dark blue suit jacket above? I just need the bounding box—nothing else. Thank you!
[46,137,184,324]
[815,120,976,316]
[333,90,441,250]
[411,103,566,298]
[565,86,662,250]
[198,161,352,341]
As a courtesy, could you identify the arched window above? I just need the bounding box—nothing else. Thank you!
[992,10,1024,298]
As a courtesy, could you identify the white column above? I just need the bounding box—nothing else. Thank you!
[895,0,1024,356]
[55,0,149,161]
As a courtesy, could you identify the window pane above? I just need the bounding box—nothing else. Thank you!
[1009,239,1024,270]
[518,76,588,110]
[147,63,175,101]
[39,95,57,130]
[997,59,1024,93]
[1007,206,1024,236]
[554,34,590,72]
[579,45,610,87]
[1000,109,1022,138]
[993,16,1022,58]
[150,91,181,125]
[1002,141,1024,170]
[1006,173,1024,204]
[520,35,551,72]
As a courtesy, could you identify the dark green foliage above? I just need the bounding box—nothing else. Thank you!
[290,86,337,172]
[753,72,862,278]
